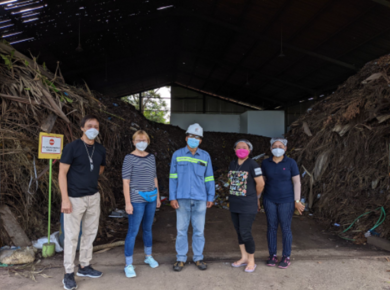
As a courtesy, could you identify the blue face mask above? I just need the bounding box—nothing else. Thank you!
[187,138,200,149]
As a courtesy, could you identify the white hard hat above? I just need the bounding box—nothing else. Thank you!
[186,123,203,137]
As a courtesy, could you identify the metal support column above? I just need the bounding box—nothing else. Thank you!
[139,92,143,114]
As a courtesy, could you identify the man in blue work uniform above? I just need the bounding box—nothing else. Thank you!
[169,123,215,272]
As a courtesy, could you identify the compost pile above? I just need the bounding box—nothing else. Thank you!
[0,43,270,246]
[286,54,390,241]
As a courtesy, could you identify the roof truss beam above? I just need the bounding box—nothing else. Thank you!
[182,48,316,94]
[267,15,390,106]
[176,7,357,71]
[213,0,294,95]
[177,70,284,106]
[237,0,338,92]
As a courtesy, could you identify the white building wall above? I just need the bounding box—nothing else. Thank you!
[171,111,284,137]
[246,111,285,137]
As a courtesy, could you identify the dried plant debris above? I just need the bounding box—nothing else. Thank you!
[286,54,390,241]
[7,260,56,282]
[0,43,270,247]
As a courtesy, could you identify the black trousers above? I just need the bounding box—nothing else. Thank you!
[230,212,257,254]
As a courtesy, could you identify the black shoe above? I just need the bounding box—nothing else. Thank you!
[76,265,103,278]
[195,260,207,270]
[266,255,278,267]
[173,261,185,272]
[278,256,291,269]
[62,273,77,290]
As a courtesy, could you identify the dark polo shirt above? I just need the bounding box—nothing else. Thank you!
[261,156,299,203]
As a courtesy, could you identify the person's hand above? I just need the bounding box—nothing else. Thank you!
[126,203,134,215]
[257,199,261,212]
[61,199,72,214]
[295,202,305,215]
[156,199,161,208]
[170,200,179,209]
[207,201,214,208]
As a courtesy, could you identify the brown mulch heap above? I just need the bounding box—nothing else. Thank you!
[286,54,390,242]
[0,43,270,246]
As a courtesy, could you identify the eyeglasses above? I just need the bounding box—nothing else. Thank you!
[187,134,201,140]
[135,140,147,143]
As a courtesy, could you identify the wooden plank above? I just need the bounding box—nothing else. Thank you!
[0,205,31,247]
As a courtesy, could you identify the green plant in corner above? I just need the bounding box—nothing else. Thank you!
[0,49,15,77]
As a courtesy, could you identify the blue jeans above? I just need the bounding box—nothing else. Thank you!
[263,198,295,257]
[176,199,207,262]
[124,201,156,265]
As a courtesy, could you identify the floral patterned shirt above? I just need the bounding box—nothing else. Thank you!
[228,158,262,214]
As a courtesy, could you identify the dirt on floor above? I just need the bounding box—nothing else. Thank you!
[1,208,390,290]
[2,259,390,290]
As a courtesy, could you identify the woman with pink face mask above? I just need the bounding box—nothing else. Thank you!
[227,139,265,273]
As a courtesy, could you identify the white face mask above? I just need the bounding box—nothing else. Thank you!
[272,148,285,157]
[85,128,99,140]
[135,141,148,151]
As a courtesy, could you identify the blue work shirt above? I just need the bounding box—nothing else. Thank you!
[169,146,215,202]
[261,156,300,203]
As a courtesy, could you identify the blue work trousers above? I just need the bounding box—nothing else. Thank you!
[175,199,207,262]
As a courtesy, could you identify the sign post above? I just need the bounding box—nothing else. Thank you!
[38,132,63,258]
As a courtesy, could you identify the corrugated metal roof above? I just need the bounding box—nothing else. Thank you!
[1,0,389,109]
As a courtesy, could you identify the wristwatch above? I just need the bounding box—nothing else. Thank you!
[295,200,300,203]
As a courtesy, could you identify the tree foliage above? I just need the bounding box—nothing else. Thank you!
[122,88,170,124]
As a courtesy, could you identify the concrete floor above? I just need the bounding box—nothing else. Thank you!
[2,207,390,290]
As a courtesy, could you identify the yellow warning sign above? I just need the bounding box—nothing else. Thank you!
[38,132,64,159]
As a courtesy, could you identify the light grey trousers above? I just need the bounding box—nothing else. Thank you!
[63,192,100,273]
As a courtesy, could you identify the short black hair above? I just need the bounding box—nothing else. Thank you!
[80,115,99,128]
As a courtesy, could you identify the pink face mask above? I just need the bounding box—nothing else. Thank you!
[236,149,249,159]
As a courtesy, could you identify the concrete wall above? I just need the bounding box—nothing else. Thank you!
[171,111,284,137]
[246,111,285,137]
[240,112,248,134]
[170,113,240,133]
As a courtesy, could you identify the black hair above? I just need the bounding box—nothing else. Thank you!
[80,115,99,128]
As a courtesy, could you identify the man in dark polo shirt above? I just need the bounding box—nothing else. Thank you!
[59,115,106,290]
